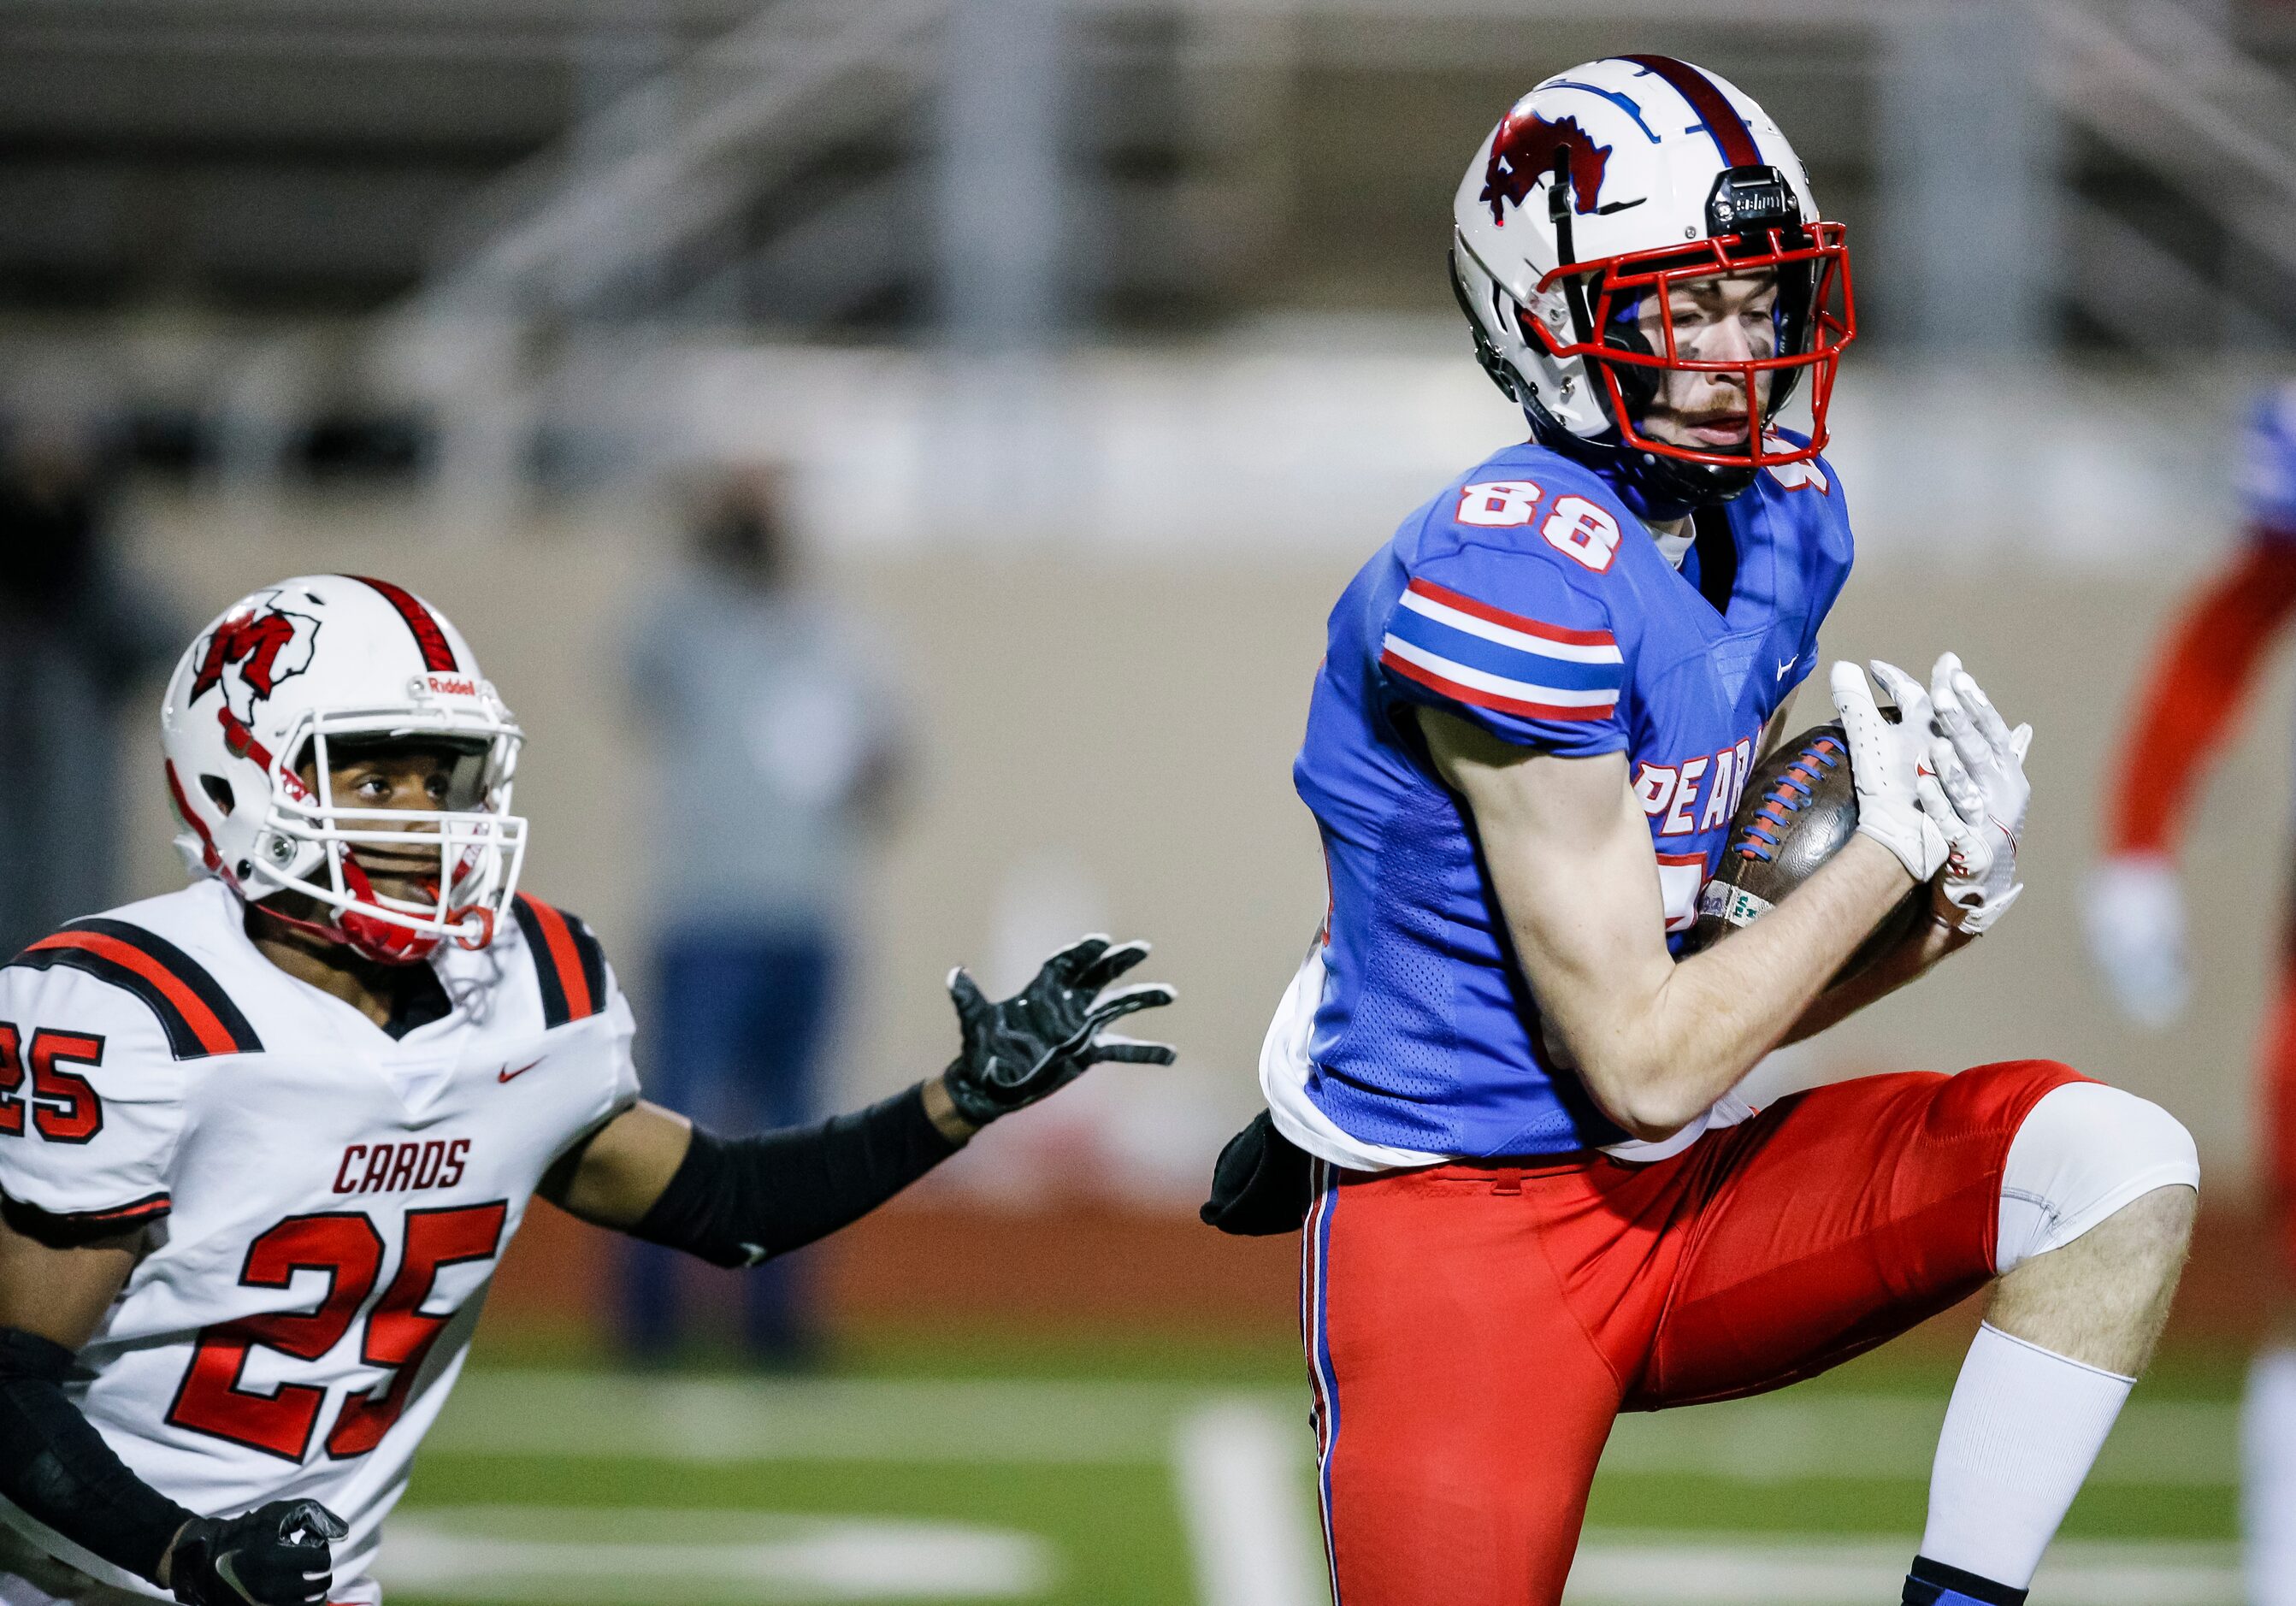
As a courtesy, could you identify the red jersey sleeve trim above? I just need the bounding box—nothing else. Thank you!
[1381,648,1618,722]
[9,922,261,1060]
[1404,579,1615,647]
[511,895,607,1028]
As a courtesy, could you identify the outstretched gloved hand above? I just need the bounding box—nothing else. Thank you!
[941,935,1177,1128]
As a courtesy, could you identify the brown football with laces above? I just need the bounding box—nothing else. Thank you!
[1679,721,1922,977]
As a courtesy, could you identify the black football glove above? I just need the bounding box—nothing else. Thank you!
[168,1499,345,1606]
[941,935,1176,1127]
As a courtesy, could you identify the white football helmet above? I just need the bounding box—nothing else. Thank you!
[1450,54,1855,509]
[160,575,527,965]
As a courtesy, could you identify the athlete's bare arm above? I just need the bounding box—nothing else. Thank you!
[542,1080,977,1231]
[1422,707,1909,1141]
[1781,913,1967,1042]
[0,1213,137,1350]
[540,1102,693,1229]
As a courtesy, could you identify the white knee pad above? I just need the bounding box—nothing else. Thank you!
[1995,1082,2199,1275]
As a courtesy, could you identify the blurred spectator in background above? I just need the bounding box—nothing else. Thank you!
[2086,379,2296,1606]
[0,422,179,956]
[622,465,907,1366]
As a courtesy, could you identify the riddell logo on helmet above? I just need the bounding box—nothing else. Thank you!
[1706,168,1797,239]
[1482,109,1611,225]
[188,593,320,724]
[424,674,478,697]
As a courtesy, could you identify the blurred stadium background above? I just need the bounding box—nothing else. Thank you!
[3,0,2293,1599]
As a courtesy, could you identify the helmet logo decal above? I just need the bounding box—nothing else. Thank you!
[188,593,320,724]
[1482,109,1610,225]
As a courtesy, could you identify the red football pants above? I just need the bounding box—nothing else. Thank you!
[1301,1060,2084,1606]
[2265,925,2296,1284]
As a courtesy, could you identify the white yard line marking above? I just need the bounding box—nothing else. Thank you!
[377,1506,1054,1603]
[1172,1398,1328,1606]
[434,1373,2237,1486]
[1565,1533,2240,1606]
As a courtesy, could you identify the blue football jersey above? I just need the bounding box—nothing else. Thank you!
[1291,437,1854,1159]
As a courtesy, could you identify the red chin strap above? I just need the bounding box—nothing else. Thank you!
[254,859,495,968]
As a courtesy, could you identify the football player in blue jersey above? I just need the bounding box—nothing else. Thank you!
[1235,55,2200,1606]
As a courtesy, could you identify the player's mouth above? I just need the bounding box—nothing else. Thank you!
[345,849,442,902]
[1675,411,1752,446]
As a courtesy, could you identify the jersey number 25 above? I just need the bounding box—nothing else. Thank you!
[166,1202,508,1462]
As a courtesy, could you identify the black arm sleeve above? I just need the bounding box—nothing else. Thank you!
[629,1084,959,1268]
[0,1327,192,1585]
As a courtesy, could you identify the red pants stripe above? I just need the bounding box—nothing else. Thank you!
[1303,1060,2083,1606]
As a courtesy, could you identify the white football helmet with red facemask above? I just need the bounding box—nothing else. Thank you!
[1449,54,1855,515]
[159,575,527,965]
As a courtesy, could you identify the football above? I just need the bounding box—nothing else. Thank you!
[1679,721,1923,976]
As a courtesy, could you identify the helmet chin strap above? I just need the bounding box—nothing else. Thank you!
[1606,448,1761,524]
[1514,375,1760,523]
[250,858,493,968]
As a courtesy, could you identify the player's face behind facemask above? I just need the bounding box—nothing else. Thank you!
[251,733,505,964]
[1449,56,1855,509]
[1627,269,1780,457]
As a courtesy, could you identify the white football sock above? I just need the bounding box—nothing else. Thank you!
[1917,1322,2133,1590]
[2246,1344,2296,1606]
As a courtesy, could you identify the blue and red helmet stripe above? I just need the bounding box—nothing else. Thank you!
[1616,55,1763,169]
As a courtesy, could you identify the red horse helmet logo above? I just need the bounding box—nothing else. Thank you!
[189,593,320,726]
[1481,109,1612,226]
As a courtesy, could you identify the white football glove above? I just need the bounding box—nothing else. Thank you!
[1830,659,1954,883]
[1923,652,2032,935]
[2082,853,2190,1027]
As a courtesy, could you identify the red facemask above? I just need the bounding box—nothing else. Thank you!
[1527,221,1856,470]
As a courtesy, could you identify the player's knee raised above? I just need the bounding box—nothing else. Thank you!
[1997,1081,2199,1273]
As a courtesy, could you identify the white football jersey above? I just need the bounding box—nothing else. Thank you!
[0,878,639,1604]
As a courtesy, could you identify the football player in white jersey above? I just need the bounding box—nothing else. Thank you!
[0,575,1174,1606]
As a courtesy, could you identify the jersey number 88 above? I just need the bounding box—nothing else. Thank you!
[1455,481,1623,574]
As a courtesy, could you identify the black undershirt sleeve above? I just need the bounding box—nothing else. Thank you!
[629,1084,960,1268]
[0,1326,192,1585]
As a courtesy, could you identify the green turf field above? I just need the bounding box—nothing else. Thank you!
[381,1330,2243,1605]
